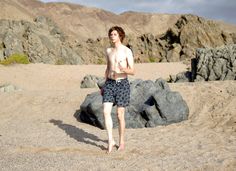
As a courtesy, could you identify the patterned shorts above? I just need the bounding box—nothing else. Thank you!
[102,78,130,107]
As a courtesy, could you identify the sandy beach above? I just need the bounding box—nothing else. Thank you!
[0,62,235,171]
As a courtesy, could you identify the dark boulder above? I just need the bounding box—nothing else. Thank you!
[78,79,189,129]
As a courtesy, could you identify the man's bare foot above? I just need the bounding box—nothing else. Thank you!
[117,144,125,151]
[107,140,116,153]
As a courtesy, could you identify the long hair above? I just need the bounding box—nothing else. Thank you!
[108,26,125,43]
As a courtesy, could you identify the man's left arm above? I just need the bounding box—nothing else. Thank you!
[120,48,135,75]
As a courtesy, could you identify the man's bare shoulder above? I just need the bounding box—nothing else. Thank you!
[121,45,131,52]
[122,46,132,57]
[106,47,113,54]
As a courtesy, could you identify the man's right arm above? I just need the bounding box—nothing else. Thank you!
[104,48,109,80]
[101,49,109,96]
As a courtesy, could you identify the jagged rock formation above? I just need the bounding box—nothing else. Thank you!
[168,44,236,82]
[0,16,83,64]
[194,44,236,81]
[1,14,235,65]
[77,15,236,64]
[1,0,236,64]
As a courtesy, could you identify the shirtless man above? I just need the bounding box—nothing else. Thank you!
[102,26,134,153]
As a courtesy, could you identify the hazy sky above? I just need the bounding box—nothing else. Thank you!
[40,0,236,24]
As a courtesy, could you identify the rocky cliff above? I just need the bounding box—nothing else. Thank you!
[0,16,83,64]
[77,15,236,64]
[1,0,236,64]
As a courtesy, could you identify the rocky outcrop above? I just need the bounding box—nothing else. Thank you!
[76,14,235,64]
[168,44,236,82]
[171,15,234,61]
[1,14,235,65]
[193,44,236,81]
[1,0,236,64]
[0,16,83,64]
[75,37,110,64]
[78,78,189,129]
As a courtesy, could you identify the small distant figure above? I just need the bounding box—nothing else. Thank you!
[102,26,135,153]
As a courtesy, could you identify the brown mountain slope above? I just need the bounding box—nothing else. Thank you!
[0,0,35,22]
[2,0,235,42]
[31,2,180,40]
[119,11,181,35]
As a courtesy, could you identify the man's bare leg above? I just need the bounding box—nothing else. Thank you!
[103,102,116,153]
[117,106,125,151]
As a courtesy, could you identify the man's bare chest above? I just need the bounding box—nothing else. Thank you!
[108,50,126,63]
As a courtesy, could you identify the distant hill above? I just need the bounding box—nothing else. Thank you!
[1,0,236,41]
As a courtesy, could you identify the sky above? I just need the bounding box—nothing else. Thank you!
[40,0,236,24]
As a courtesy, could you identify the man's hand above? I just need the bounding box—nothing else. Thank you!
[118,64,126,73]
[118,65,134,75]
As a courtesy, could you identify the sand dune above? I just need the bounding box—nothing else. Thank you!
[0,63,235,171]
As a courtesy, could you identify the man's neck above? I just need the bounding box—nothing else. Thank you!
[112,41,122,49]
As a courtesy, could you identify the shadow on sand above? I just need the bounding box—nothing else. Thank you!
[49,119,106,150]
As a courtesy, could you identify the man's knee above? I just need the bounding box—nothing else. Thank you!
[117,107,125,120]
[103,108,111,117]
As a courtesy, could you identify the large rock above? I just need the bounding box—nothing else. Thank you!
[169,71,192,83]
[194,44,236,81]
[147,90,189,126]
[78,78,189,129]
[168,44,236,82]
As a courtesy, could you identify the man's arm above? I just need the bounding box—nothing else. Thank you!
[101,49,109,95]
[104,49,109,80]
[119,48,135,75]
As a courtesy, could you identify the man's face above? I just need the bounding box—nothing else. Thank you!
[109,30,120,43]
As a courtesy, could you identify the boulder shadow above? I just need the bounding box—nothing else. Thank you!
[49,119,106,150]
